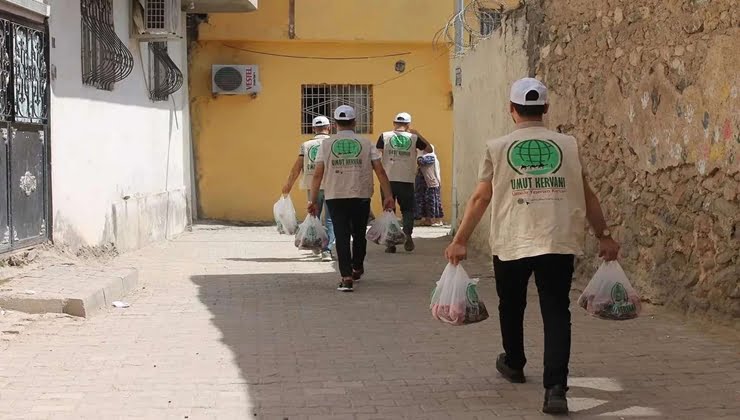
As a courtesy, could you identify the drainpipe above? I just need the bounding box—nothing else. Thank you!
[450,0,464,235]
[288,0,295,39]
[454,0,464,55]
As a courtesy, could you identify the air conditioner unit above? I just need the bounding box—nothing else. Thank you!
[132,0,182,40]
[212,65,262,95]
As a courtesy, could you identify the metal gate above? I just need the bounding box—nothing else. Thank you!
[0,13,49,253]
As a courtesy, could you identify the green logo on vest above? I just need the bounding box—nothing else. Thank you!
[331,138,362,158]
[308,144,319,162]
[507,139,563,176]
[389,134,412,151]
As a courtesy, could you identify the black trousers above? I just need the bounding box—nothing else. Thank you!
[382,181,415,235]
[326,198,370,278]
[493,254,574,389]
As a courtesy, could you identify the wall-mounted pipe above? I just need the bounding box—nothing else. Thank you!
[288,0,296,39]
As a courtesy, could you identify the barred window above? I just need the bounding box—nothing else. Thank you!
[80,0,134,90]
[479,9,502,36]
[148,41,183,102]
[301,84,373,134]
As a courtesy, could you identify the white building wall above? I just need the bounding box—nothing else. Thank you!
[48,1,192,251]
[451,15,528,253]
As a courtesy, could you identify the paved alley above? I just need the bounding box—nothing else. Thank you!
[0,225,738,420]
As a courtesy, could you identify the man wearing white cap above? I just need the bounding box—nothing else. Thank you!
[376,112,433,253]
[445,78,620,414]
[282,115,335,261]
[309,105,395,292]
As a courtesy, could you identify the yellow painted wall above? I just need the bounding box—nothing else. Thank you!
[200,0,454,43]
[190,41,453,222]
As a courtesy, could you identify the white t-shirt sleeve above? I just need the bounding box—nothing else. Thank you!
[299,142,306,156]
[315,141,326,165]
[370,144,381,161]
[478,146,494,182]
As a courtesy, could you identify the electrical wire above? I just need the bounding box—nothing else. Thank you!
[433,0,513,58]
[223,44,412,60]
[375,49,451,87]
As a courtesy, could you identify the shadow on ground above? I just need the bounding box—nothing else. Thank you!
[191,231,739,419]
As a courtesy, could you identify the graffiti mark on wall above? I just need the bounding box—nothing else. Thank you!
[722,119,732,141]
[697,159,707,175]
[669,143,683,162]
[685,103,695,124]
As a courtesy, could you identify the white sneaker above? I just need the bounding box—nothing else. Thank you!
[321,251,333,262]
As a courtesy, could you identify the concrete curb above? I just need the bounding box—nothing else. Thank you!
[0,268,139,318]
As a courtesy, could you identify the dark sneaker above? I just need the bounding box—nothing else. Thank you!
[385,246,397,254]
[496,353,526,383]
[543,385,569,415]
[351,269,364,281]
[404,236,415,252]
[337,279,354,292]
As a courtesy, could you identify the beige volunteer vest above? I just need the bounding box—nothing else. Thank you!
[319,131,377,200]
[381,131,418,183]
[479,122,587,261]
[300,134,330,190]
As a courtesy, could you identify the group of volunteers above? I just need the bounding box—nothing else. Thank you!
[281,76,624,415]
[281,106,436,292]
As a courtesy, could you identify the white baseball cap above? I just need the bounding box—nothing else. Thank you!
[394,112,412,123]
[510,78,548,106]
[312,116,330,127]
[333,105,356,121]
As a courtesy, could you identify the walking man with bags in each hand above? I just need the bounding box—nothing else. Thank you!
[309,105,395,292]
[376,112,433,254]
[445,78,620,415]
[282,115,335,261]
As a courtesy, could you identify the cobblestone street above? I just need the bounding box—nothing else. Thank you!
[0,226,738,419]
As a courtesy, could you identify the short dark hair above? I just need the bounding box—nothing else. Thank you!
[335,119,356,129]
[512,90,546,117]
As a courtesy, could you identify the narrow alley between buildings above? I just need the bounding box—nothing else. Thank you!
[0,225,738,419]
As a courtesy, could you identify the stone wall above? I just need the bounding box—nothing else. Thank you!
[453,0,739,325]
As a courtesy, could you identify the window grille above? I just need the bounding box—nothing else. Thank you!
[80,0,134,91]
[0,18,48,124]
[146,0,167,30]
[479,9,502,36]
[148,41,183,101]
[301,84,373,134]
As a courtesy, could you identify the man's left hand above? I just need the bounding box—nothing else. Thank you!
[599,237,620,261]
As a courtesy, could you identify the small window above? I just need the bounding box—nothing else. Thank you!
[479,9,502,36]
[301,84,373,134]
[80,0,134,90]
[148,41,183,102]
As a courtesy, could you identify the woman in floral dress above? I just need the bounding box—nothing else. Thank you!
[415,145,444,226]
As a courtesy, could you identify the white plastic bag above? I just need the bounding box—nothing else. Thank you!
[273,195,298,235]
[366,210,406,246]
[294,215,329,250]
[577,261,641,320]
[430,263,489,326]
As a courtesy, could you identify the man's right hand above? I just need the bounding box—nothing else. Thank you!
[599,237,620,261]
[382,197,395,211]
[307,202,318,216]
[445,241,467,265]
[281,184,291,195]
